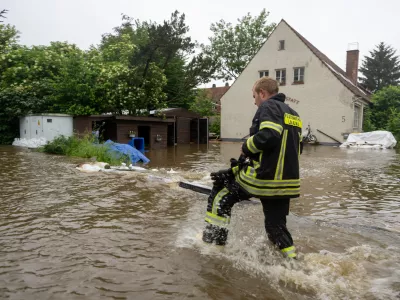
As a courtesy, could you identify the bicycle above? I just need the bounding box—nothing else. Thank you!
[302,124,317,143]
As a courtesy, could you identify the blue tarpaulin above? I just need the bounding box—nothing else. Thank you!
[104,140,150,164]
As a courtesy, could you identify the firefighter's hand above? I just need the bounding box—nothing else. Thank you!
[210,169,232,183]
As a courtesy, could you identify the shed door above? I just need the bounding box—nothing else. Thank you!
[190,118,209,144]
[30,116,43,138]
[190,119,198,143]
[199,118,209,144]
[20,117,31,139]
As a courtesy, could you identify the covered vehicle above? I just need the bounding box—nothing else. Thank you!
[340,131,397,149]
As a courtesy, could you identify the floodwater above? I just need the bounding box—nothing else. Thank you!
[0,143,399,300]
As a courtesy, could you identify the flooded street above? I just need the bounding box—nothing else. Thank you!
[0,143,399,300]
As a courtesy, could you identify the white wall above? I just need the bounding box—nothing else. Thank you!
[42,115,73,141]
[19,117,31,139]
[20,115,73,141]
[221,21,367,144]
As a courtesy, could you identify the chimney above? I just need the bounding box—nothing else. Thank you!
[346,42,359,85]
[212,83,216,88]
[225,82,229,87]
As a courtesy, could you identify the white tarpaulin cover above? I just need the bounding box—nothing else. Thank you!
[340,131,397,149]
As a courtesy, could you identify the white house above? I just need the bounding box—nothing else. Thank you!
[19,114,73,142]
[220,19,371,144]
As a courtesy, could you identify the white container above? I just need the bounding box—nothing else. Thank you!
[19,114,73,142]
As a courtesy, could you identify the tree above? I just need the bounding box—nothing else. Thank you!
[370,85,400,131]
[0,20,19,60]
[189,89,215,116]
[100,11,215,111]
[359,42,400,92]
[98,29,168,115]
[202,9,276,81]
[46,43,103,115]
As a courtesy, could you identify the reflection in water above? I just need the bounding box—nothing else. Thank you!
[0,144,399,300]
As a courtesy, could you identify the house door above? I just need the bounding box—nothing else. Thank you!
[190,119,198,143]
[190,118,209,144]
[199,118,209,144]
[167,124,175,146]
[30,116,43,138]
[138,126,151,148]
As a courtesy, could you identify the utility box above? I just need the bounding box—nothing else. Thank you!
[20,114,73,142]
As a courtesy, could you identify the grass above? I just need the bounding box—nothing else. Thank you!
[39,134,130,166]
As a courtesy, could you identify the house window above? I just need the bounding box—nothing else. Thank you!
[293,67,305,83]
[353,105,361,129]
[279,40,285,50]
[47,119,52,123]
[259,70,269,78]
[276,69,286,85]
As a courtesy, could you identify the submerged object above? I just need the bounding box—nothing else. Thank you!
[76,162,110,173]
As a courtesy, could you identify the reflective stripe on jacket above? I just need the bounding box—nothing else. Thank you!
[240,93,302,198]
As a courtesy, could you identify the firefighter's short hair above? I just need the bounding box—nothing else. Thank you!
[254,76,279,94]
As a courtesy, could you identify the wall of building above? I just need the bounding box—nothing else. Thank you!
[221,21,366,144]
[176,117,191,144]
[116,121,168,150]
[73,115,201,149]
[73,116,107,136]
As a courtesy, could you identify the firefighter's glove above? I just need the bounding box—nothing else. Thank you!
[210,169,233,185]
[230,158,239,168]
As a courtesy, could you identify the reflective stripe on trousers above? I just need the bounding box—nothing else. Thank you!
[205,187,230,226]
[281,246,297,258]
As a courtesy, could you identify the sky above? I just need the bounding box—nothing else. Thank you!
[2,0,400,87]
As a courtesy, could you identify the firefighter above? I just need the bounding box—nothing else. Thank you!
[202,76,303,259]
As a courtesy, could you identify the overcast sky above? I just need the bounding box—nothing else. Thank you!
[2,0,399,87]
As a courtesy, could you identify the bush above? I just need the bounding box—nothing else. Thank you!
[41,134,130,165]
[362,107,376,132]
[387,108,400,146]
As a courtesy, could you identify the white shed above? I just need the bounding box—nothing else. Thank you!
[19,114,73,142]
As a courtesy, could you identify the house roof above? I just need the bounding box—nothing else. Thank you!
[115,116,175,122]
[282,20,371,103]
[75,115,175,123]
[149,107,202,118]
[202,86,230,103]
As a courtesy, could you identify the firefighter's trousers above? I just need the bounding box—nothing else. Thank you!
[202,183,296,258]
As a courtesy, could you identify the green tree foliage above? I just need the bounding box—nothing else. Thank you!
[362,107,376,132]
[370,85,400,130]
[387,108,400,143]
[359,42,400,92]
[202,9,276,81]
[366,86,400,144]
[189,89,215,117]
[101,11,215,110]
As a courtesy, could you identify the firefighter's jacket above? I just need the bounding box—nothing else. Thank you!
[237,93,302,198]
